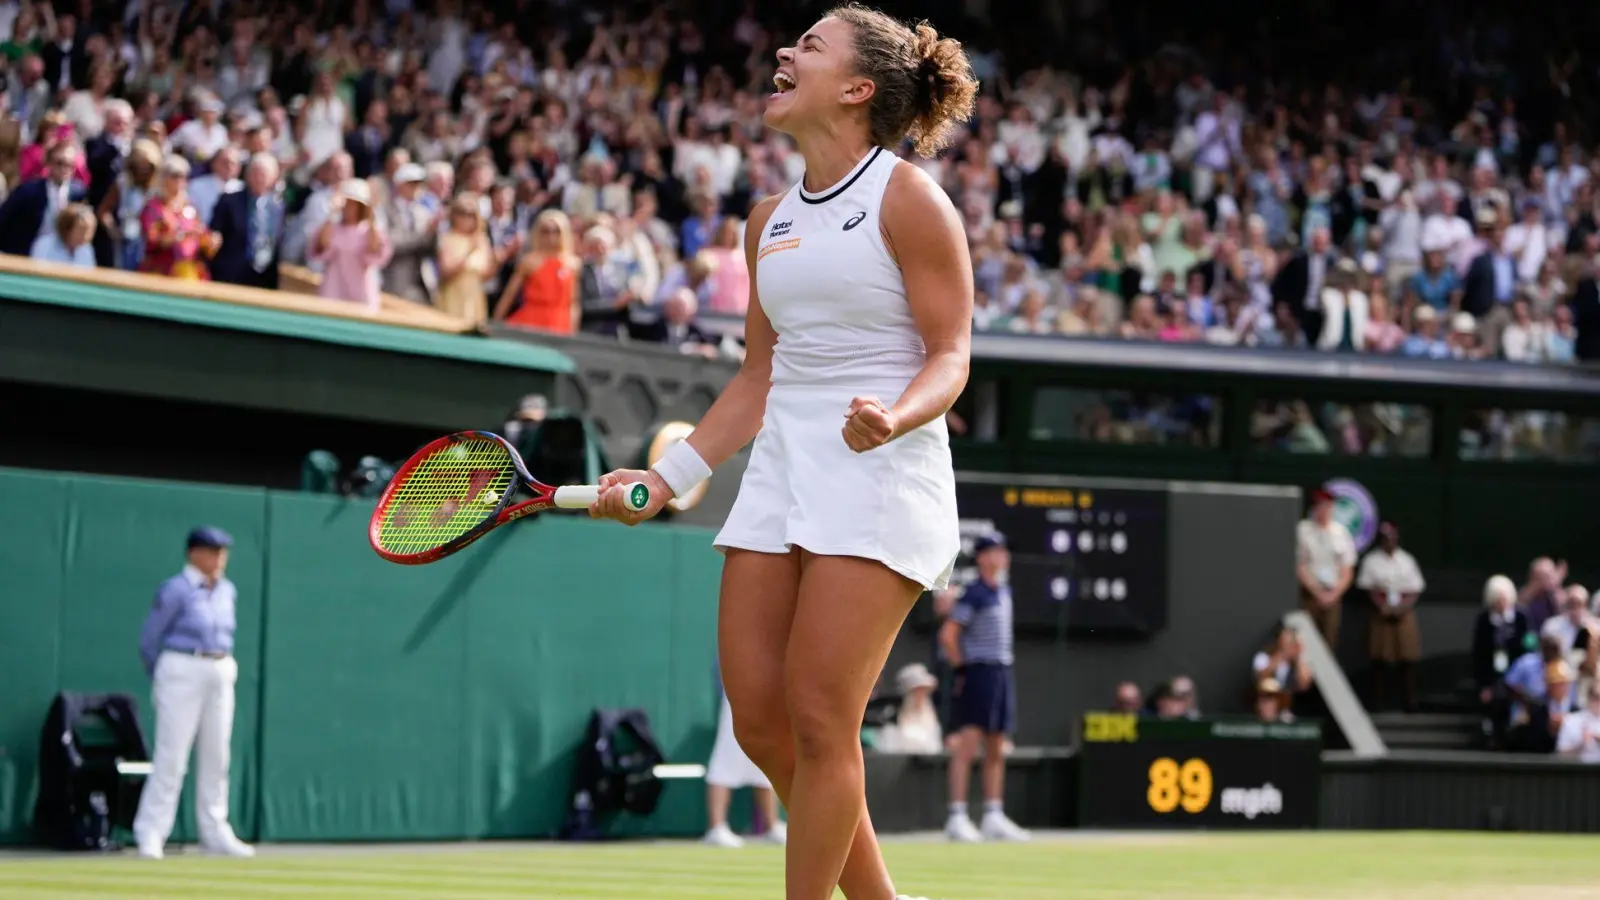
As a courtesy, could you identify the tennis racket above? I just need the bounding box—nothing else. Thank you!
[368,430,649,565]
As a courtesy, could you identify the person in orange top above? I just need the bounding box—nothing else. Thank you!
[494,209,580,334]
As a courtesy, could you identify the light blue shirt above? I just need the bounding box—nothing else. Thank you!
[138,564,238,674]
[188,175,242,228]
[1401,334,1451,359]
[1503,652,1547,723]
[1491,254,1515,304]
[29,233,95,267]
[1547,329,1576,363]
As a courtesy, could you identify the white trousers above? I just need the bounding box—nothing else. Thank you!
[132,652,240,846]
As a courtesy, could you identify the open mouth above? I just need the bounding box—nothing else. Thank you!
[771,71,796,97]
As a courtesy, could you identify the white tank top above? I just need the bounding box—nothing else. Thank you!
[755,147,925,389]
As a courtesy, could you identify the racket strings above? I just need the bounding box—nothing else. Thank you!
[375,438,517,554]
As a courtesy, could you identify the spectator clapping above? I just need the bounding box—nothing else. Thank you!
[0,0,1591,371]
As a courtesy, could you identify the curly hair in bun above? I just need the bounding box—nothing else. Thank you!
[826,4,979,158]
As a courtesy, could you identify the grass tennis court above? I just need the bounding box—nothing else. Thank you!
[1,831,1592,899]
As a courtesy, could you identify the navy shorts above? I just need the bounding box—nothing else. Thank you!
[949,662,1015,735]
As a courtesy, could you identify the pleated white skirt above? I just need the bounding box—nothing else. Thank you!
[714,383,960,591]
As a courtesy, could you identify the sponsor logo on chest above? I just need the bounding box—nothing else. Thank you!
[768,219,794,238]
[758,238,801,261]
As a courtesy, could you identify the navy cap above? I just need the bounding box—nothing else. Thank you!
[186,526,234,550]
[973,532,1006,555]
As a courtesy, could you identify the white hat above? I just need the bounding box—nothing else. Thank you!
[1452,311,1477,335]
[895,663,938,695]
[394,163,426,184]
[339,178,372,207]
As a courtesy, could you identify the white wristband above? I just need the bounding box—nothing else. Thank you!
[651,439,712,499]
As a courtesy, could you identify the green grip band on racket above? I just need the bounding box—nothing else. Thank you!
[552,483,650,512]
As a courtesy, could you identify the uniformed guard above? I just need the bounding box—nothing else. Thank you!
[132,526,254,859]
[940,532,1030,843]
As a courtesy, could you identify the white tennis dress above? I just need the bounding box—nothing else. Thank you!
[713,147,960,590]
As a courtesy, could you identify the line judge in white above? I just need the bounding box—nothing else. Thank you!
[132,526,254,860]
[589,6,978,900]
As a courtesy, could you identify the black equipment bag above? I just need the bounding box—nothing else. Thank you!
[558,708,666,840]
[33,692,150,850]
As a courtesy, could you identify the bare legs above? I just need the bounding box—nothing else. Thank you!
[706,784,782,839]
[755,788,783,833]
[947,726,980,815]
[718,549,921,900]
[706,784,733,831]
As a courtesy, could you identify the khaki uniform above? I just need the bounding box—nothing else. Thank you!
[1356,547,1426,662]
[1296,518,1356,647]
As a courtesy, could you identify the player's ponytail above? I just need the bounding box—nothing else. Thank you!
[904,23,977,158]
[829,4,979,159]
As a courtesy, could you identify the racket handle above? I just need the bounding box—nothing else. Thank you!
[552,483,651,512]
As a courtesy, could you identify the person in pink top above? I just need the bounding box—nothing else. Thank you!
[702,217,750,316]
[310,178,393,311]
[18,113,91,185]
[1363,288,1408,354]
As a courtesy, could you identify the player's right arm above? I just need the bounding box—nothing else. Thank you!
[592,194,782,522]
[675,193,781,470]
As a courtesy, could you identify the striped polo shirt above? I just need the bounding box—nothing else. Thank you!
[949,578,1014,666]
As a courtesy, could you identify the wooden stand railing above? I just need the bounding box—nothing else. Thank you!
[0,254,475,335]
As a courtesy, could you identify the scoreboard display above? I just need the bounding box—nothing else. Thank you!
[1076,714,1323,829]
[938,476,1170,636]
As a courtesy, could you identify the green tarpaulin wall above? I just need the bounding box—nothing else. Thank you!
[0,467,726,845]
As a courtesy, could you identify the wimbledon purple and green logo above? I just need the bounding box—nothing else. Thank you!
[1323,478,1378,552]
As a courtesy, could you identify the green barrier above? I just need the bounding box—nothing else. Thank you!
[0,468,726,845]
[0,471,69,844]
[0,470,267,844]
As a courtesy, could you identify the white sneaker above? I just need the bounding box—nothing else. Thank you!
[980,810,1031,842]
[134,833,163,860]
[945,813,981,843]
[201,838,256,858]
[763,821,788,845]
[702,823,745,848]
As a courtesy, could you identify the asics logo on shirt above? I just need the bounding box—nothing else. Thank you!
[842,211,867,231]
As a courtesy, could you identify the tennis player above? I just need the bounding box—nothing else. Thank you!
[591,6,976,899]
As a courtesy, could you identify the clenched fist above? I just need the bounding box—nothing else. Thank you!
[842,396,897,453]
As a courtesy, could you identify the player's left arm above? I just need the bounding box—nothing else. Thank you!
[871,162,974,439]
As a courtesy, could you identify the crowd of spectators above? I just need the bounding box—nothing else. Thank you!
[0,1,1595,367]
[1475,559,1600,759]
